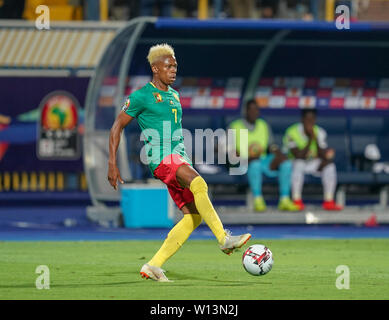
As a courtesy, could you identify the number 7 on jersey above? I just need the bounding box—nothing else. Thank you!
[172,108,177,123]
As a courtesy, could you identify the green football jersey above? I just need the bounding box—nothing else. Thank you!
[123,82,191,176]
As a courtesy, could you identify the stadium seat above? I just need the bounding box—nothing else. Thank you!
[377,118,389,161]
[376,174,389,185]
[124,120,150,180]
[316,116,347,135]
[182,115,215,132]
[95,107,116,130]
[262,115,300,135]
[327,135,350,172]
[224,115,240,128]
[348,116,385,173]
[200,169,247,185]
[337,171,376,184]
[378,135,389,162]
[349,116,384,155]
[23,0,81,21]
[350,116,384,135]
[125,118,141,134]
[316,116,351,172]
[183,115,227,169]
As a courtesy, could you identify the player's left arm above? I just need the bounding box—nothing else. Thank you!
[316,128,335,161]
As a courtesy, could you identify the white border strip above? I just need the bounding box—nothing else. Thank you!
[0,69,71,77]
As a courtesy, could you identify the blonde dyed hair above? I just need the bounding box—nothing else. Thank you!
[147,43,175,65]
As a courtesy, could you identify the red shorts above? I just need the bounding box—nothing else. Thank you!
[153,154,194,209]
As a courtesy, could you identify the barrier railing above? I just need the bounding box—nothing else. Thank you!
[0,171,87,192]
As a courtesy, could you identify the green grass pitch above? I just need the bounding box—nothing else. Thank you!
[0,239,388,300]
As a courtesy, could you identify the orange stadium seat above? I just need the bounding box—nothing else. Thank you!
[23,0,82,21]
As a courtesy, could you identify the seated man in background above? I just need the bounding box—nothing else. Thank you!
[229,99,298,212]
[283,108,343,211]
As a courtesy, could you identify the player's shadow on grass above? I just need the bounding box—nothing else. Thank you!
[151,271,272,286]
[0,281,140,289]
[95,270,267,286]
[97,271,133,277]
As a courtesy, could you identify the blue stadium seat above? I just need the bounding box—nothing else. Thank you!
[349,116,384,155]
[95,107,116,130]
[316,116,347,135]
[183,115,222,169]
[377,173,389,185]
[201,170,247,185]
[378,135,389,161]
[317,116,349,172]
[349,116,384,135]
[126,118,141,133]
[182,114,215,132]
[262,115,300,134]
[124,121,151,180]
[327,135,350,171]
[337,172,376,184]
[377,118,389,161]
[224,115,240,128]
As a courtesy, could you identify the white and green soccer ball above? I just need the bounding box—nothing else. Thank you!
[242,244,273,276]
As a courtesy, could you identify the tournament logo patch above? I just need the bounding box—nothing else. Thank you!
[153,92,163,103]
[37,91,80,160]
[122,97,130,111]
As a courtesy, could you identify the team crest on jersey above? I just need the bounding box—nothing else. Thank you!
[172,93,180,102]
[122,97,130,111]
[153,92,163,103]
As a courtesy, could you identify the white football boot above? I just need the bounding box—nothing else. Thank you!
[219,230,252,255]
[140,264,172,282]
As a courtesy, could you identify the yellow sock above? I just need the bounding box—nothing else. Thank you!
[189,176,226,245]
[148,214,202,268]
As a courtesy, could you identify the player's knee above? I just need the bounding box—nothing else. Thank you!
[189,176,208,194]
[248,159,262,173]
[252,159,262,169]
[293,159,305,172]
[293,159,305,167]
[322,162,336,173]
[280,159,292,171]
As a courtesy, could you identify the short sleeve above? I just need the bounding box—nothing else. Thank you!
[122,92,143,118]
[317,127,328,149]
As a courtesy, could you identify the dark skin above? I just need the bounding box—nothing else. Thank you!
[108,54,200,215]
[245,101,287,170]
[290,111,335,171]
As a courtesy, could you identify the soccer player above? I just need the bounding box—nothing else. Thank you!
[283,108,343,211]
[108,44,251,282]
[229,99,299,212]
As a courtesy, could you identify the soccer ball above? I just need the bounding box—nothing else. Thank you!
[242,244,273,276]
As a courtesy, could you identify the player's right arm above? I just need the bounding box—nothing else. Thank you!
[108,111,134,190]
[290,143,312,159]
[289,125,314,159]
